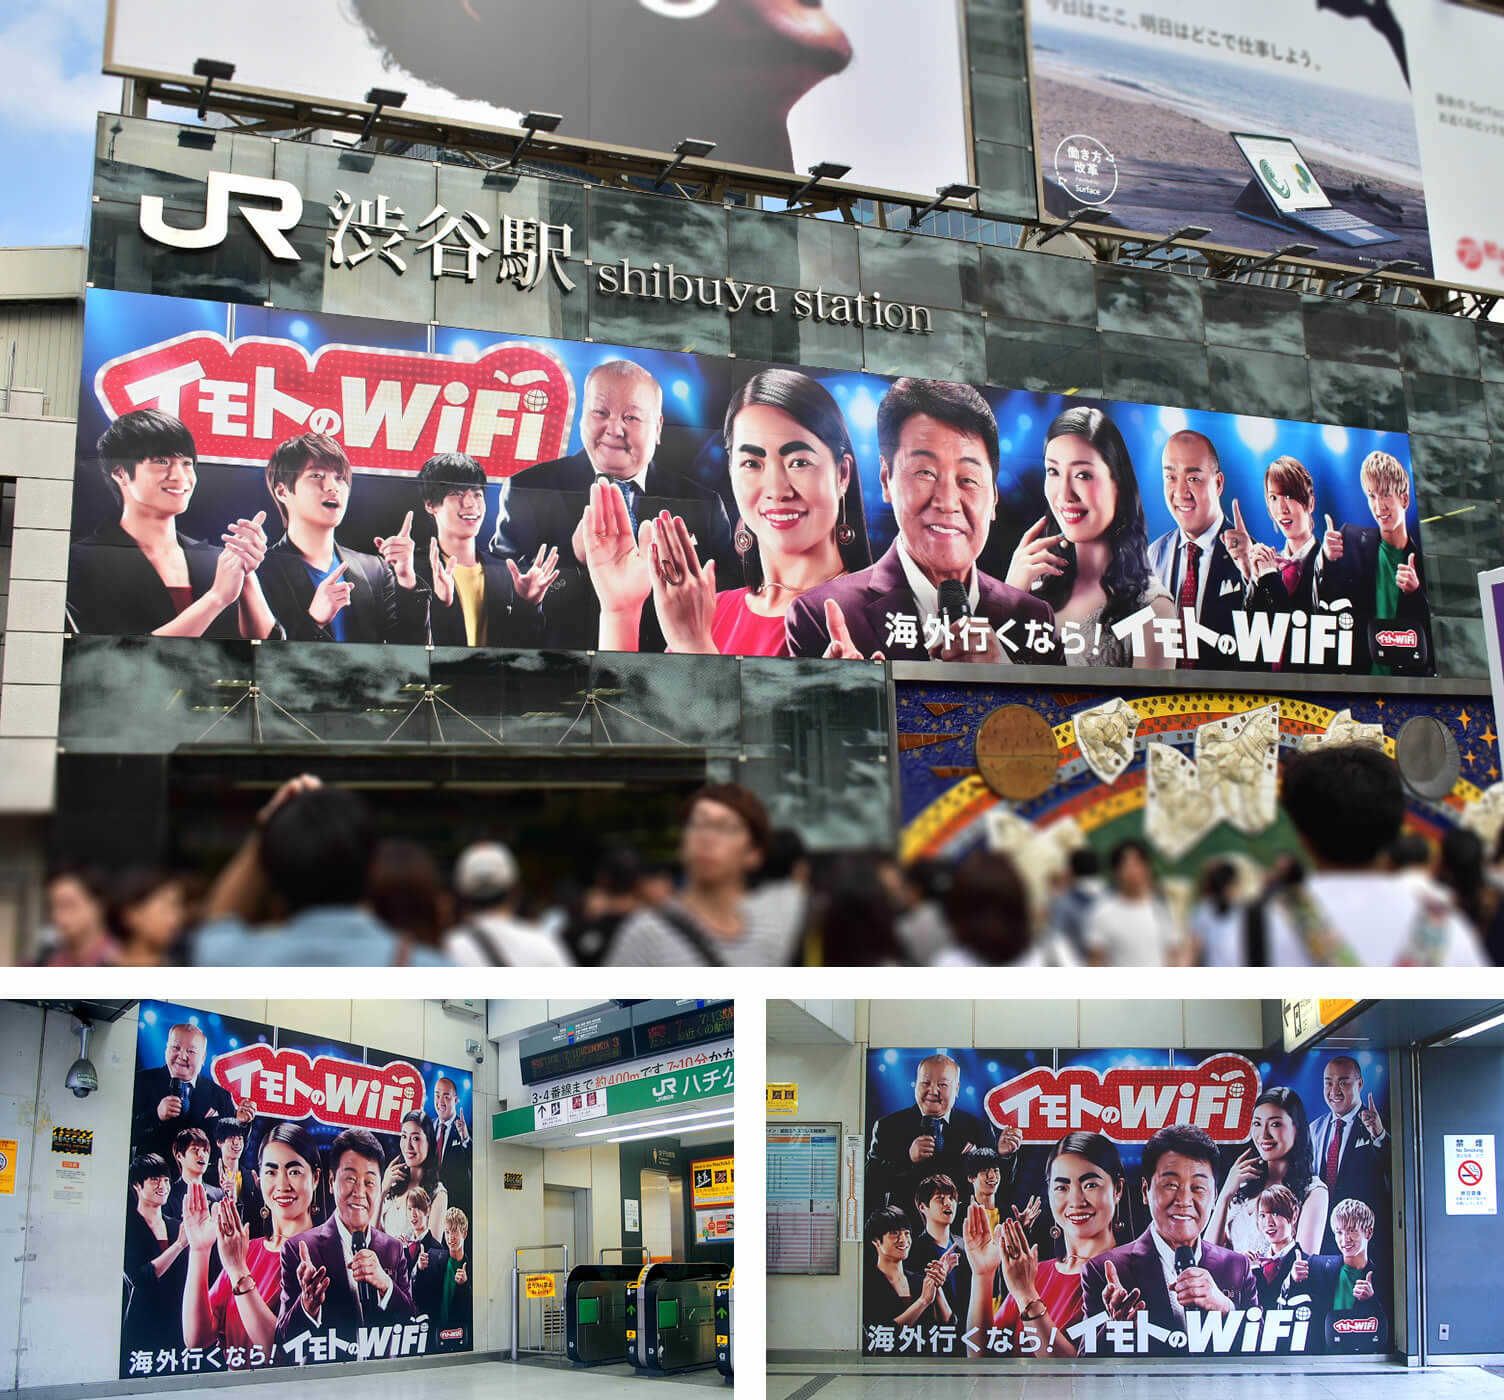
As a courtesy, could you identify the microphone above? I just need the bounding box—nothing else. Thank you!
[350,1229,377,1318]
[937,578,969,630]
[1173,1245,1196,1275]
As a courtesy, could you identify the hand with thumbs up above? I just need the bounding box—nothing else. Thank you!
[1358,1091,1386,1141]
[309,559,353,627]
[1221,499,1255,580]
[1352,1270,1375,1301]
[375,511,418,589]
[1396,553,1420,594]
[1322,514,1344,562]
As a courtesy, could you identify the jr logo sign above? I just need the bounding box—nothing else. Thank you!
[139,171,303,261]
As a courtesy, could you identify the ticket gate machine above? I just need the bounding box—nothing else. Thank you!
[564,1264,642,1365]
[715,1276,732,1381]
[628,1262,731,1373]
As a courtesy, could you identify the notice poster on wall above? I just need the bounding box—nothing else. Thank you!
[70,286,1431,679]
[121,1002,474,1378]
[861,1045,1392,1359]
[1443,1134,1497,1216]
[103,0,970,199]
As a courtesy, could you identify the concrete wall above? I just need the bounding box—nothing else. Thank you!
[765,998,1266,1353]
[0,998,556,1392]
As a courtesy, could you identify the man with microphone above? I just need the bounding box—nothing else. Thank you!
[1083,1124,1255,1353]
[865,1052,1022,1228]
[277,1128,414,1361]
[787,378,1058,664]
[131,1021,252,1159]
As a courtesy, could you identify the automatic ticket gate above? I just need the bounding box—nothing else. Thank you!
[564,1263,642,1365]
[715,1276,732,1381]
[627,1262,731,1373]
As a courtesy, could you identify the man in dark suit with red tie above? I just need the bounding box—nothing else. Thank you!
[276,1128,414,1362]
[1147,429,1249,670]
[1308,1056,1390,1258]
[431,1075,473,1207]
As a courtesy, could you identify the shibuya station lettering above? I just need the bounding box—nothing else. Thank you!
[94,334,574,476]
[210,1043,426,1131]
[594,259,934,334]
[135,170,932,331]
[982,1054,1261,1142]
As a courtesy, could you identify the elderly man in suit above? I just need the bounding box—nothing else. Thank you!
[787,378,1057,663]
[492,358,736,648]
[866,1052,1020,1228]
[277,1128,414,1360]
[1148,429,1248,670]
[131,1021,252,1159]
[256,433,431,645]
[1308,1056,1390,1257]
[1082,1124,1256,1354]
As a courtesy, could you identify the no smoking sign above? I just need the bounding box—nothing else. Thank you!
[1445,1135,1496,1215]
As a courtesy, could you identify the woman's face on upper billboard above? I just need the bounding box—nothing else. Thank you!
[734,0,852,68]
[1251,1103,1296,1162]
[400,1120,429,1168]
[729,402,849,562]
[260,1140,317,1222]
[1044,434,1118,546]
[1266,489,1313,546]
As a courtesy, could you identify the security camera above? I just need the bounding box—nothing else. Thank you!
[466,1038,485,1066]
[65,1021,98,1099]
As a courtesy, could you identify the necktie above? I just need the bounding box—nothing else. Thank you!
[438,1123,447,1167]
[611,478,639,534]
[1280,559,1302,596]
[1263,1258,1280,1283]
[1324,1118,1345,1194]
[1177,540,1201,670]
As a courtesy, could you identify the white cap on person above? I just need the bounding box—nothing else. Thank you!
[454,842,520,903]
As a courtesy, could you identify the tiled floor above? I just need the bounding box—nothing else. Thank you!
[766,1362,1504,1400]
[77,1356,727,1399]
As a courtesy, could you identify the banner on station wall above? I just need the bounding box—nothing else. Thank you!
[1026,0,1504,293]
[861,1045,1393,1359]
[122,1002,475,1377]
[70,285,1431,678]
[102,0,970,199]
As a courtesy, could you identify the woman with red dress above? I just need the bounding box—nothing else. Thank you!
[583,368,870,657]
[182,1122,322,1368]
[963,1130,1125,1359]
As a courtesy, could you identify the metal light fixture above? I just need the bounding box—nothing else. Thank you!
[504,111,564,169]
[191,57,235,120]
[357,86,407,143]
[908,182,979,230]
[789,161,851,207]
[653,137,717,190]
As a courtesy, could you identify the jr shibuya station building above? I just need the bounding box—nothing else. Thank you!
[3,0,1504,947]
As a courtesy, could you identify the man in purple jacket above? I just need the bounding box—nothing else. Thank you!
[276,1128,414,1361]
[786,377,1057,664]
[1082,1124,1255,1354]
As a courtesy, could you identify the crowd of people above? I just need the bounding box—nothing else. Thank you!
[32,744,1501,968]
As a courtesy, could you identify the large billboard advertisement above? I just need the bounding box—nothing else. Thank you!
[1027,0,1504,294]
[102,0,970,199]
[123,1002,475,1377]
[862,1045,1392,1359]
[69,286,1431,677]
[1027,0,1434,274]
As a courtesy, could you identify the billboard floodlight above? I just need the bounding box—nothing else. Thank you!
[191,57,235,119]
[789,161,851,208]
[504,111,565,169]
[907,182,979,230]
[653,137,717,190]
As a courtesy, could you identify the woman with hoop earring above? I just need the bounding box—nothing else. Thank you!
[964,1131,1126,1359]
[581,368,871,656]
